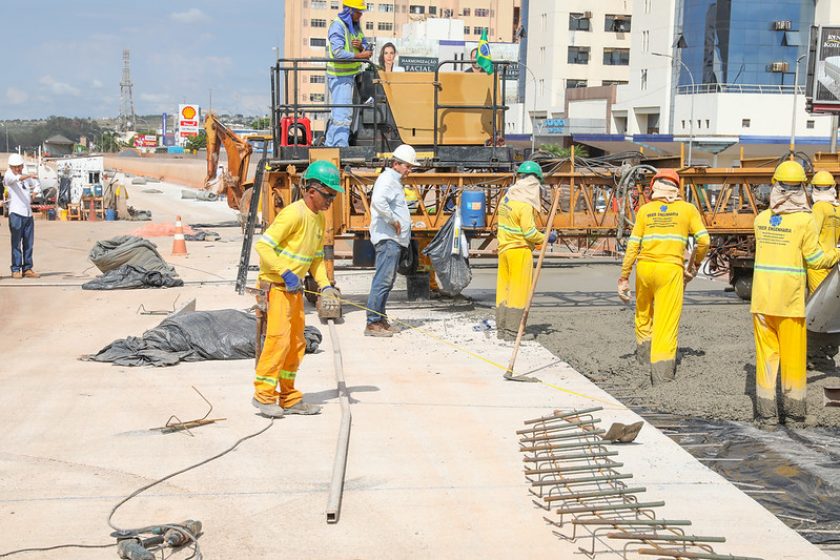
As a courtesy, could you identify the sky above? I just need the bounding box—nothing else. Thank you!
[1,1,283,120]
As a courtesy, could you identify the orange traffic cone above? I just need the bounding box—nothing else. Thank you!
[171,215,188,256]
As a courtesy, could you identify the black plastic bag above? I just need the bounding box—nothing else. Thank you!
[397,240,418,276]
[421,213,472,295]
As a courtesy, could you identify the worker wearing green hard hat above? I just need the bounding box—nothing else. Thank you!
[516,160,544,182]
[250,160,342,418]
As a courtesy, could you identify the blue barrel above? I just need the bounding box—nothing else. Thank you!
[82,187,93,197]
[461,190,486,227]
[105,208,117,221]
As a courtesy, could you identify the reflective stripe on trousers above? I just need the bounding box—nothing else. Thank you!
[326,76,354,148]
[253,287,306,408]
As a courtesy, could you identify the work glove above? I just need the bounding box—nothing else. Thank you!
[280,269,302,293]
[320,286,341,313]
[683,263,697,284]
[547,229,558,244]
[617,277,631,303]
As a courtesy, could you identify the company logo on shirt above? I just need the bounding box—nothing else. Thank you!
[660,204,668,212]
[770,214,783,227]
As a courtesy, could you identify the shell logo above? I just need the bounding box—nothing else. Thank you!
[181,106,197,119]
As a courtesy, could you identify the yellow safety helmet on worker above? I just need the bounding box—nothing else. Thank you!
[342,0,367,10]
[772,160,807,187]
[811,170,837,188]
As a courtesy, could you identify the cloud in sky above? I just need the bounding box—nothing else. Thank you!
[170,8,209,24]
[2,1,282,119]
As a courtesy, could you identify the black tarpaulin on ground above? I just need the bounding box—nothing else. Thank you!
[89,235,175,274]
[85,310,322,367]
[82,264,184,290]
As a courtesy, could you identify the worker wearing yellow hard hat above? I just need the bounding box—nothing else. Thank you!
[807,170,840,293]
[325,0,371,147]
[618,169,710,385]
[751,161,839,429]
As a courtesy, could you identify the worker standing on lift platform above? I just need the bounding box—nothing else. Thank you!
[618,169,710,385]
[251,161,343,418]
[325,0,372,148]
[752,161,839,429]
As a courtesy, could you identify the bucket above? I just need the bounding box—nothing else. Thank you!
[58,209,68,221]
[47,208,56,221]
[105,208,117,221]
[352,238,376,267]
[461,190,486,227]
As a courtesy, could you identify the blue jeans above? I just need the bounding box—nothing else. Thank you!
[326,76,354,147]
[9,213,34,273]
[367,239,401,325]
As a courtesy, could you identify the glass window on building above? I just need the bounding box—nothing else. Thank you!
[311,93,325,102]
[474,26,484,35]
[567,79,588,88]
[379,3,395,12]
[311,18,327,28]
[310,38,327,48]
[807,120,815,129]
[742,118,750,127]
[605,15,631,32]
[475,8,490,17]
[568,46,590,64]
[311,0,327,8]
[603,48,630,65]
[366,21,374,30]
[443,8,452,17]
[641,69,648,90]
[330,1,339,9]
[602,80,629,86]
[462,8,470,16]
[409,4,425,14]
[378,22,393,31]
[429,6,436,15]
[310,75,326,84]
[647,113,660,134]
[569,13,591,31]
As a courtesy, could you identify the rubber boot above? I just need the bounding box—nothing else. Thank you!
[650,359,676,385]
[782,396,809,427]
[635,341,651,366]
[503,307,525,342]
[495,304,507,340]
[755,397,778,431]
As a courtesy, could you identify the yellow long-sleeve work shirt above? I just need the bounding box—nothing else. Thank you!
[813,201,840,253]
[255,199,331,289]
[751,210,839,317]
[497,196,545,254]
[620,200,710,278]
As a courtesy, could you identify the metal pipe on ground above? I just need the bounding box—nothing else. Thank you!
[325,319,351,524]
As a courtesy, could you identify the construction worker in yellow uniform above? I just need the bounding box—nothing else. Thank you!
[752,161,839,429]
[496,161,554,340]
[250,160,343,418]
[618,169,710,385]
[807,170,840,293]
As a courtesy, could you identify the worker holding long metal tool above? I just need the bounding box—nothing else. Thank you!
[251,160,343,418]
[617,169,710,385]
[752,161,839,429]
[496,161,555,341]
[807,170,840,293]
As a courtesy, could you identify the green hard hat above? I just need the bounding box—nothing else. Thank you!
[517,160,544,182]
[303,160,344,193]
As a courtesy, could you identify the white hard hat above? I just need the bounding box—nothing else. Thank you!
[8,153,24,166]
[392,144,419,167]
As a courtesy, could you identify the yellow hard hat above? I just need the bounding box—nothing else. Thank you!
[811,170,836,187]
[772,160,807,184]
[343,0,367,10]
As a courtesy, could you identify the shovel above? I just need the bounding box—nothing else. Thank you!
[823,386,840,407]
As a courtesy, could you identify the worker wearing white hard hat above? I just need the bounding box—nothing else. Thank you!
[3,154,40,278]
[365,145,418,336]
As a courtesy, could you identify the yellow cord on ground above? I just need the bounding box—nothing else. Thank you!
[305,289,621,409]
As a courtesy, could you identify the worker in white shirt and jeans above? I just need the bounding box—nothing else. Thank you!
[3,154,40,279]
[365,144,419,337]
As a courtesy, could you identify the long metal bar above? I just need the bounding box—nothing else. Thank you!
[608,533,725,543]
[637,549,764,560]
[530,473,633,488]
[525,461,623,476]
[557,501,665,515]
[325,319,352,524]
[522,406,604,426]
[523,450,618,463]
[543,487,646,503]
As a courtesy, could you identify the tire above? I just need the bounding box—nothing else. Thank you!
[733,272,752,301]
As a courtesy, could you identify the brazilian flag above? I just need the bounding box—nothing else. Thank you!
[476,28,493,74]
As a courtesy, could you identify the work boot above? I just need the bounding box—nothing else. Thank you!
[756,397,777,420]
[11,271,22,279]
[755,415,778,432]
[784,414,818,429]
[283,401,322,415]
[251,397,285,418]
[23,269,40,278]
[782,396,807,421]
[650,360,676,386]
[364,321,393,337]
[635,341,651,366]
[495,305,507,340]
[381,319,402,334]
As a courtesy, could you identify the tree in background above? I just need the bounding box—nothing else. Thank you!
[185,130,207,151]
[539,143,590,158]
[250,116,270,130]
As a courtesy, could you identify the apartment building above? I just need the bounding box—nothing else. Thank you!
[524,0,633,130]
[283,0,520,128]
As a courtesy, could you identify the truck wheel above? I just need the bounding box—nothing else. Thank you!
[733,273,752,301]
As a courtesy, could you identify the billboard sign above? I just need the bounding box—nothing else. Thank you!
[178,104,201,144]
[808,26,840,113]
[400,55,439,72]
[133,134,158,148]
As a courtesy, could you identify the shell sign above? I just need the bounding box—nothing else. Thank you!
[178,104,201,140]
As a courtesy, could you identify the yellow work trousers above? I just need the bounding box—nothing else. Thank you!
[496,248,533,335]
[753,313,807,419]
[635,261,684,382]
[253,288,306,408]
[807,268,830,294]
